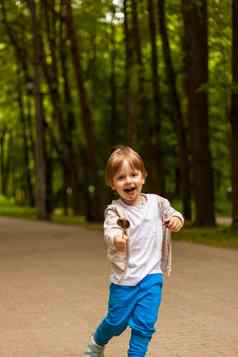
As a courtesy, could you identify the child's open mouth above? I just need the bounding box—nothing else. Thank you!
[124,187,136,193]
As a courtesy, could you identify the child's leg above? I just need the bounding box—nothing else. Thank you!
[128,281,163,357]
[94,283,140,346]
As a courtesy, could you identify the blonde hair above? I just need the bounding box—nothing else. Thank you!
[105,146,147,187]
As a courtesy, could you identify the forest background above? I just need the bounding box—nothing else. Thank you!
[0,0,237,234]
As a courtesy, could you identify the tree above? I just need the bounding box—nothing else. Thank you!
[17,76,34,206]
[0,125,8,195]
[181,0,215,225]
[27,0,48,219]
[123,0,136,145]
[147,0,165,194]
[64,0,104,221]
[230,0,238,227]
[157,0,191,219]
[109,4,119,147]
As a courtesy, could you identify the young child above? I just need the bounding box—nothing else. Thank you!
[84,146,184,357]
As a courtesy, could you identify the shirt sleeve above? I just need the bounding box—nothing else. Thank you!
[159,196,184,224]
[104,205,123,248]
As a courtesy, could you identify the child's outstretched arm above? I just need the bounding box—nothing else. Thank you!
[159,197,184,232]
[114,234,128,252]
[104,205,128,252]
[104,206,123,249]
[165,216,183,232]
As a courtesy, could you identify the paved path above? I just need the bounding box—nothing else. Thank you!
[0,217,237,357]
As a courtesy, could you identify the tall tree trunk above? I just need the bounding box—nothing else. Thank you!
[3,133,12,196]
[230,0,238,228]
[59,0,85,215]
[1,0,36,205]
[123,0,136,146]
[131,0,146,124]
[0,127,7,195]
[0,131,4,194]
[27,0,48,219]
[181,0,215,226]
[40,1,70,166]
[147,0,165,194]
[40,0,80,215]
[109,5,119,147]
[26,96,36,178]
[64,0,103,221]
[17,79,34,206]
[157,0,191,218]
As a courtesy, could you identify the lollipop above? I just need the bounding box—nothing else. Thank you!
[117,218,130,234]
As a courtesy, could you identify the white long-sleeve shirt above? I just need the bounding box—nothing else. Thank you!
[104,193,183,286]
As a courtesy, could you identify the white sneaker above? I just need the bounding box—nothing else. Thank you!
[84,336,105,357]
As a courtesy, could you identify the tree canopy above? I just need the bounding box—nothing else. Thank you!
[0,0,237,227]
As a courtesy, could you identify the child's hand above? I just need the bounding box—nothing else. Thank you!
[165,216,183,232]
[114,234,128,252]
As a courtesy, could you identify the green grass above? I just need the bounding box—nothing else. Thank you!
[0,195,37,219]
[51,208,101,229]
[173,224,238,249]
[0,195,237,249]
[0,196,102,230]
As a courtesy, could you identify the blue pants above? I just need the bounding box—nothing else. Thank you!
[94,274,163,357]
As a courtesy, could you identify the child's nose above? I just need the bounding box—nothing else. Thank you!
[125,176,131,183]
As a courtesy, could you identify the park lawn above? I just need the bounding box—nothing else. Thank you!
[0,204,37,219]
[173,225,238,249]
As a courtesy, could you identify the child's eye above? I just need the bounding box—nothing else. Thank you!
[132,172,138,177]
[117,175,124,180]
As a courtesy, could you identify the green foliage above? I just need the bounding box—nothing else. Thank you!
[0,0,235,223]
